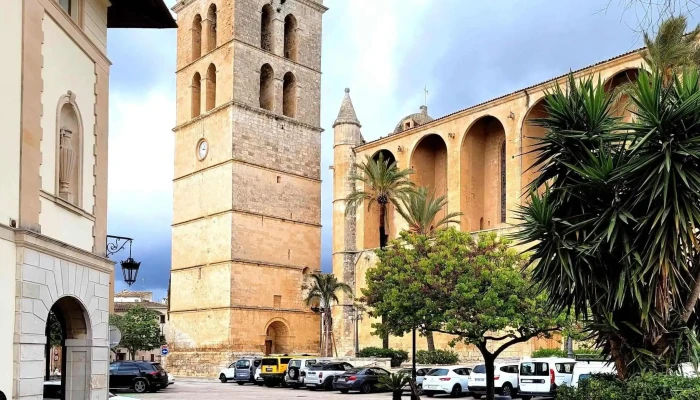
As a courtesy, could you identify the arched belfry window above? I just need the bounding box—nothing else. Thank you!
[261,4,274,52]
[192,14,202,61]
[56,91,83,207]
[206,4,217,53]
[206,64,216,111]
[500,141,506,223]
[284,14,298,61]
[283,72,297,117]
[192,72,202,118]
[260,64,275,111]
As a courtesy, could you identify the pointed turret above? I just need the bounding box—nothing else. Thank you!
[333,88,362,128]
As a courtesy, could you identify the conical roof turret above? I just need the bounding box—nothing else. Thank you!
[333,88,362,128]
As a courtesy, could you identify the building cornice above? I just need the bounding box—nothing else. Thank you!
[296,0,329,13]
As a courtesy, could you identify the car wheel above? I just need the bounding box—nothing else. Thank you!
[219,374,227,383]
[520,396,532,400]
[323,377,334,390]
[426,393,435,398]
[237,381,245,386]
[473,395,482,399]
[450,383,462,397]
[361,382,372,394]
[340,389,349,394]
[416,384,423,395]
[133,379,148,394]
[501,383,513,397]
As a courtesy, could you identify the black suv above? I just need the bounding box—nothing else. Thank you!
[109,361,168,393]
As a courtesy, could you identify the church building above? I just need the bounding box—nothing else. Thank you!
[331,51,642,359]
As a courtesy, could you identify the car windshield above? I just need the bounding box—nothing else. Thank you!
[428,369,449,376]
[520,362,549,376]
[472,365,488,374]
[152,363,164,371]
[236,360,250,369]
[289,360,301,368]
[578,373,591,383]
[262,359,278,366]
[344,368,361,374]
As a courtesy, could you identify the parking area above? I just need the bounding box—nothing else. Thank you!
[111,379,547,400]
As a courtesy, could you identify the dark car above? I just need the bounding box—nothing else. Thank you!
[109,361,168,393]
[333,367,391,394]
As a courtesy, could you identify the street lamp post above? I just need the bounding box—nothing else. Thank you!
[412,327,418,400]
[106,235,141,286]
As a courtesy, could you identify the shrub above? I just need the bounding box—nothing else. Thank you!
[557,374,700,400]
[414,349,459,365]
[358,347,409,367]
[531,348,602,358]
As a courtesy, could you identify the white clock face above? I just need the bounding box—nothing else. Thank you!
[198,140,208,160]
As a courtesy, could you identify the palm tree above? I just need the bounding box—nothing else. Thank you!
[344,153,415,249]
[303,273,353,357]
[641,15,700,85]
[395,187,462,351]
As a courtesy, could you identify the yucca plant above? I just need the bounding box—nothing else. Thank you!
[344,153,415,249]
[379,372,410,400]
[515,69,700,379]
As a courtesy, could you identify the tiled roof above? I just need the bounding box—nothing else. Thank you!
[392,106,434,135]
[115,290,152,299]
[113,301,167,313]
[333,88,362,128]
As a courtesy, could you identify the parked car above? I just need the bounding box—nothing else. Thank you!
[254,365,264,385]
[571,361,615,388]
[219,357,262,384]
[421,366,471,398]
[304,362,354,390]
[333,367,391,394]
[260,355,294,387]
[150,362,174,386]
[397,367,432,395]
[518,357,576,400]
[285,357,320,388]
[469,363,519,398]
[109,361,169,394]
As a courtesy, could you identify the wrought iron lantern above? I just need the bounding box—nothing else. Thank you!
[106,235,141,286]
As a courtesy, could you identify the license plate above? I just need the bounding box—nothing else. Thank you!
[265,368,272,372]
[337,377,345,381]
[475,378,484,382]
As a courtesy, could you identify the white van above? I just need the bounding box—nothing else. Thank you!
[571,361,615,388]
[518,357,576,400]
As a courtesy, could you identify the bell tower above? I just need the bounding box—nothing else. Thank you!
[169,0,327,376]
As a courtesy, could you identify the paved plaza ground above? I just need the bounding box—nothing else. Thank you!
[110,378,545,400]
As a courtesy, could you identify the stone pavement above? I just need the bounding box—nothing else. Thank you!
[111,378,542,400]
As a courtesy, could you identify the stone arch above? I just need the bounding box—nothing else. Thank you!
[191,72,202,118]
[363,149,398,249]
[55,91,83,207]
[284,14,298,62]
[259,64,275,111]
[460,115,506,231]
[44,296,92,400]
[264,319,291,355]
[604,67,640,123]
[261,4,274,52]
[192,14,202,61]
[410,134,448,226]
[205,63,217,112]
[206,3,217,53]
[283,71,297,117]
[521,98,548,192]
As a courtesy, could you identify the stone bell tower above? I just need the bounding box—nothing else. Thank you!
[168,0,327,376]
[331,88,363,356]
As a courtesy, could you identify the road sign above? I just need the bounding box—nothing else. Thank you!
[161,345,169,356]
[109,325,122,348]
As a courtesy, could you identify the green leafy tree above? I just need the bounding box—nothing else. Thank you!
[363,228,568,400]
[515,69,700,379]
[109,306,165,360]
[302,273,352,357]
[395,186,462,351]
[47,310,63,347]
[641,15,700,86]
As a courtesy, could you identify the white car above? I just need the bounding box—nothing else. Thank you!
[518,357,576,400]
[469,363,519,398]
[571,361,615,388]
[285,357,321,388]
[254,365,264,385]
[304,362,354,390]
[421,366,471,398]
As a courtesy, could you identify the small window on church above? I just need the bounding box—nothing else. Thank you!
[404,120,412,129]
[273,295,282,308]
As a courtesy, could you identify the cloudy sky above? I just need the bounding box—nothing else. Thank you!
[106,0,698,300]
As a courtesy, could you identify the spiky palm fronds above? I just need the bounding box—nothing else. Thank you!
[642,15,700,84]
[303,273,353,309]
[395,187,462,236]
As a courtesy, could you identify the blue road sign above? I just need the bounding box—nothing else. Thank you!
[161,348,169,356]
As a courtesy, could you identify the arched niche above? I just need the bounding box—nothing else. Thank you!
[56,92,83,207]
[264,319,291,355]
[192,14,202,61]
[284,14,298,62]
[522,99,548,192]
[259,64,275,111]
[283,71,297,117]
[363,149,398,249]
[604,68,640,123]
[410,134,448,226]
[206,4,217,53]
[205,64,217,111]
[191,72,202,118]
[460,116,506,231]
[261,4,274,52]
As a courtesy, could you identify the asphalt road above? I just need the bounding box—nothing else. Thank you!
[111,379,545,400]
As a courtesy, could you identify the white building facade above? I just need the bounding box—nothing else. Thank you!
[0,0,175,399]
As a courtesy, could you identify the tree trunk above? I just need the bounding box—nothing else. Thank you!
[382,315,389,349]
[130,350,136,361]
[609,335,628,379]
[324,311,332,357]
[379,205,387,248]
[682,271,700,322]
[483,352,497,400]
[426,330,435,352]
